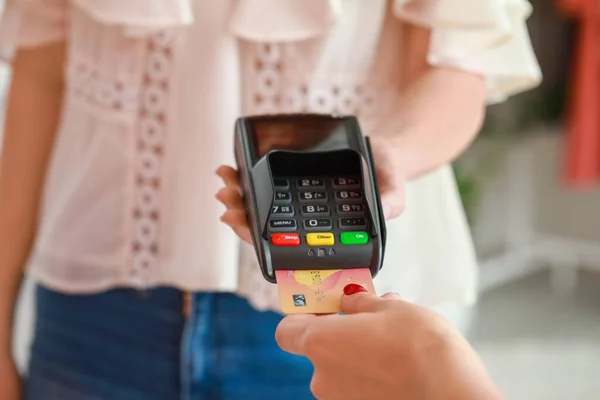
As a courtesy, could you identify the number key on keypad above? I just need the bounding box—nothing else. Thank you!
[301,205,329,216]
[339,217,367,230]
[297,178,325,189]
[337,204,364,216]
[274,191,292,203]
[303,218,332,231]
[272,205,294,217]
[335,190,362,202]
[298,191,327,203]
[332,177,360,189]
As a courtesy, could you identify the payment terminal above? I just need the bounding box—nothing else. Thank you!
[234,114,386,283]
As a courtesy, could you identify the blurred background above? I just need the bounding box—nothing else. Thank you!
[454,2,600,399]
[2,1,600,399]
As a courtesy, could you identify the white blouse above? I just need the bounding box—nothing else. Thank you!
[0,0,541,312]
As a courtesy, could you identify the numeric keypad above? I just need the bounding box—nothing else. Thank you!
[268,175,371,241]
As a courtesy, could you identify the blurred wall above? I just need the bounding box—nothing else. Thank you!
[532,133,600,241]
[466,129,600,260]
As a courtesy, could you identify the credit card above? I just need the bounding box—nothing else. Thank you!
[274,268,375,314]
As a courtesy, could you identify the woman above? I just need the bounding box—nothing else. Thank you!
[0,0,540,399]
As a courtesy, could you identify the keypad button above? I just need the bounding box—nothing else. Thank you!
[335,190,363,202]
[274,191,292,203]
[337,204,364,216]
[298,191,327,203]
[306,232,335,246]
[332,177,361,189]
[296,178,325,190]
[340,231,369,245]
[271,233,300,246]
[269,219,297,231]
[301,205,330,216]
[303,218,332,231]
[339,217,367,230]
[272,205,294,217]
[273,178,289,189]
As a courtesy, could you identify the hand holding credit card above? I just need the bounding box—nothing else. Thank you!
[275,268,375,314]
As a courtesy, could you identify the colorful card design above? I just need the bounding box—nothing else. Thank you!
[275,268,375,314]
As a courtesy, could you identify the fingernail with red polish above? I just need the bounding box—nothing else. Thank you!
[344,283,368,295]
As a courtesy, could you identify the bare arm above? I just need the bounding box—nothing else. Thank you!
[0,42,65,358]
[376,24,486,180]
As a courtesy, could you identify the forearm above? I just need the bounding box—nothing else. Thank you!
[0,43,65,356]
[378,66,487,180]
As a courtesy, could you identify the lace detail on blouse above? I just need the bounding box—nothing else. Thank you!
[67,61,140,115]
[252,43,380,117]
[130,30,173,285]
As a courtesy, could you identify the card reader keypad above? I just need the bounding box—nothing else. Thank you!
[269,176,371,248]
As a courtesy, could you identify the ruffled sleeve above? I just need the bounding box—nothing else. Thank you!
[394,0,542,103]
[0,0,68,59]
[70,0,193,36]
[0,0,193,59]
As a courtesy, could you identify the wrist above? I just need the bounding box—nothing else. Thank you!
[426,343,503,400]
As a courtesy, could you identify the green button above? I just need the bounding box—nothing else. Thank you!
[340,231,369,245]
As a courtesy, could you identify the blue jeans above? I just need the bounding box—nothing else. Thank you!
[26,285,315,399]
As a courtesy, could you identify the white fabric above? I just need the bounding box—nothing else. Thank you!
[393,0,542,102]
[0,0,541,312]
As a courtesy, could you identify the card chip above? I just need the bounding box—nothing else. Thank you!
[293,294,307,307]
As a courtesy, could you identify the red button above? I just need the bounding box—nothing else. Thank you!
[271,233,300,246]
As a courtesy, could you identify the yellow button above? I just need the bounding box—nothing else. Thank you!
[306,232,335,246]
